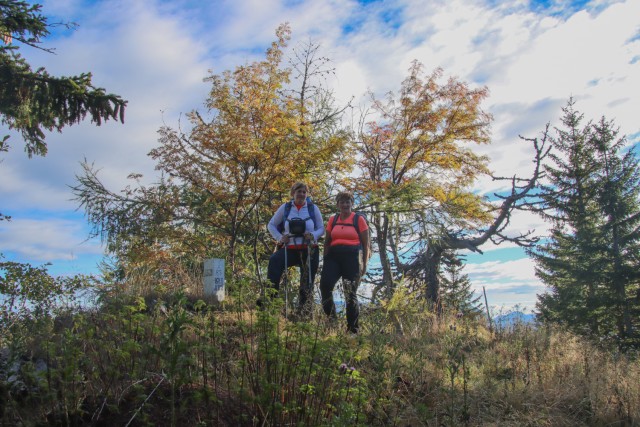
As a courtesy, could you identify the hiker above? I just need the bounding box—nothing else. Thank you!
[266,182,324,314]
[320,191,370,333]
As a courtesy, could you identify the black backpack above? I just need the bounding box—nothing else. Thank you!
[276,196,318,235]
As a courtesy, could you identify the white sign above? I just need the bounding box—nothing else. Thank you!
[204,258,225,301]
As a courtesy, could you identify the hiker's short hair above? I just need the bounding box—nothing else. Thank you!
[290,182,309,196]
[335,191,355,205]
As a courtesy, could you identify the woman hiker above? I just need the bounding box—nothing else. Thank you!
[265,182,324,315]
[319,191,370,333]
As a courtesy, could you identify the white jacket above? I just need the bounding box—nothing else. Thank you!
[267,200,324,246]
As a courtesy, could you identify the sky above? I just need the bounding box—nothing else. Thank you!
[1,0,639,313]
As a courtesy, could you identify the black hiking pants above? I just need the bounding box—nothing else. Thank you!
[319,245,361,333]
[267,246,319,312]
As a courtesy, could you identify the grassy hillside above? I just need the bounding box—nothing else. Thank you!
[1,285,639,426]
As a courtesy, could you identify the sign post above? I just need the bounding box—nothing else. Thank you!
[204,258,225,301]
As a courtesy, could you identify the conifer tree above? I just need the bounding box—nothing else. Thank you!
[439,251,482,315]
[532,101,605,335]
[532,100,640,348]
[592,117,640,347]
[0,0,127,157]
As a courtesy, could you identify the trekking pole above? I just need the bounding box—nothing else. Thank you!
[306,236,313,318]
[284,238,288,319]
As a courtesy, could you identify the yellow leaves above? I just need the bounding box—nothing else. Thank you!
[427,184,493,225]
[432,187,448,203]
[353,61,495,232]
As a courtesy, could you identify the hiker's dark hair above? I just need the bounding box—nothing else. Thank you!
[335,191,354,205]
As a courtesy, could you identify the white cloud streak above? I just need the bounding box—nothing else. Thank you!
[0,217,103,262]
[465,258,544,310]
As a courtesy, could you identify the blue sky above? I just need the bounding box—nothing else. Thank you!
[1,0,639,312]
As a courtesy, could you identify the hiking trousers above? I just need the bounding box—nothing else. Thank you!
[319,246,361,333]
[267,246,319,311]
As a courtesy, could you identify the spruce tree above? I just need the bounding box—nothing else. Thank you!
[532,100,640,348]
[532,100,606,336]
[592,117,640,347]
[439,251,483,315]
[0,1,127,157]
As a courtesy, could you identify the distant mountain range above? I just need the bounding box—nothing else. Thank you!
[493,311,537,328]
[337,302,537,328]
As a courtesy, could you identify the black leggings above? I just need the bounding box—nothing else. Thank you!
[319,246,360,333]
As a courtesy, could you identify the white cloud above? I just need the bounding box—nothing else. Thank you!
[466,258,537,284]
[0,217,103,262]
[465,258,544,310]
[332,60,369,107]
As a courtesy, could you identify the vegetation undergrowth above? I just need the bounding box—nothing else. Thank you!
[1,277,638,426]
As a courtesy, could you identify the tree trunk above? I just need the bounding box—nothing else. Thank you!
[424,245,443,312]
[371,212,395,302]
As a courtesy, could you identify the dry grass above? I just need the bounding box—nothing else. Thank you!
[1,283,638,426]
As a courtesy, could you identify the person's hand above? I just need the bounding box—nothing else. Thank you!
[303,232,314,243]
[280,234,290,245]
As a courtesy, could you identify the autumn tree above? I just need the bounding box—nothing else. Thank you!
[74,25,351,287]
[350,61,546,305]
[0,0,127,157]
[349,63,488,301]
